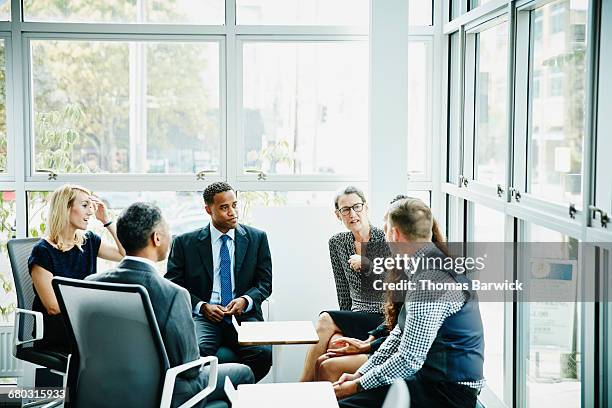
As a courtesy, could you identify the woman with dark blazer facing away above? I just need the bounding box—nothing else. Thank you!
[28,184,125,352]
[300,186,390,382]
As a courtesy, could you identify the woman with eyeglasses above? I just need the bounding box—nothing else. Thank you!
[300,186,390,382]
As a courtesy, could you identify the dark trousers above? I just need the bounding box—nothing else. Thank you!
[194,315,272,382]
[338,376,478,408]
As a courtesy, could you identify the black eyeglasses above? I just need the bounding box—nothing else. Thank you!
[338,203,364,216]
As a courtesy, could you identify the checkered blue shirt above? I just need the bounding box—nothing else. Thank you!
[357,244,486,391]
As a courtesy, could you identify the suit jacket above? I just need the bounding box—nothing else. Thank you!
[166,223,272,322]
[87,259,206,407]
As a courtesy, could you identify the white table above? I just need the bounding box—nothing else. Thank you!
[232,382,339,408]
[232,316,319,346]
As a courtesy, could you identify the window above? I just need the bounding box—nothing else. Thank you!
[408,40,432,179]
[241,41,368,177]
[550,3,566,34]
[549,64,564,97]
[527,0,588,205]
[31,39,221,175]
[0,191,16,325]
[474,22,508,186]
[236,0,369,26]
[522,223,581,408]
[0,39,6,174]
[447,32,461,184]
[23,0,224,25]
[471,203,506,399]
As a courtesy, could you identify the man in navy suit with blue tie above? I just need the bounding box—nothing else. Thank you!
[166,182,273,382]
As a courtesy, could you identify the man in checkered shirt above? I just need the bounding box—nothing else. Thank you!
[334,197,484,408]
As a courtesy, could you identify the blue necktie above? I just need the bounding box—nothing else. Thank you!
[219,235,232,308]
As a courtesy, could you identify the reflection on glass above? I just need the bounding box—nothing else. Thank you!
[0,192,16,325]
[0,40,6,173]
[523,223,581,408]
[236,0,368,26]
[408,41,430,178]
[528,0,588,205]
[448,32,461,184]
[31,40,220,174]
[475,22,508,185]
[242,42,368,176]
[472,203,505,399]
[24,0,224,24]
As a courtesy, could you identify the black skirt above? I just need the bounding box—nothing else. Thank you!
[322,310,384,341]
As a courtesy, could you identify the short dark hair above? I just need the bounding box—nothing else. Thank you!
[334,185,366,210]
[203,182,234,205]
[116,202,163,254]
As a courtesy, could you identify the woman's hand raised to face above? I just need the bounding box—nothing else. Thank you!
[89,195,110,225]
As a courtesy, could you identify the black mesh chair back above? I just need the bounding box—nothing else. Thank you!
[52,277,170,408]
[7,238,41,345]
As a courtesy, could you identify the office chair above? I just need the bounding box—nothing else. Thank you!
[381,379,410,408]
[8,238,69,408]
[52,277,219,408]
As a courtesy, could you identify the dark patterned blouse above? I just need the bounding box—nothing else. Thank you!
[328,226,390,313]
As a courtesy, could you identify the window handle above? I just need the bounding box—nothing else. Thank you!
[458,175,469,188]
[589,205,609,228]
[195,170,216,181]
[568,203,577,219]
[496,184,504,198]
[36,169,58,181]
[509,187,521,202]
[246,169,267,181]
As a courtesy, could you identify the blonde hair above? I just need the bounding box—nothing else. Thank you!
[386,197,433,241]
[47,184,92,251]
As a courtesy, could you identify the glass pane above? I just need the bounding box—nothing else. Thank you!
[450,0,462,20]
[408,41,431,178]
[472,203,505,399]
[446,195,461,241]
[236,0,368,26]
[523,223,581,408]
[242,42,368,176]
[470,0,494,10]
[0,191,16,325]
[528,0,588,205]
[409,0,432,26]
[448,32,461,184]
[23,0,224,24]
[0,40,6,173]
[475,22,508,185]
[31,40,221,174]
[0,1,9,21]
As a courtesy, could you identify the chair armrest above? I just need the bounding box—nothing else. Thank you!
[262,297,275,321]
[12,308,44,352]
[159,356,218,408]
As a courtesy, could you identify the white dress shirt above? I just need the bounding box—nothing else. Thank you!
[123,255,159,270]
[194,223,253,316]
